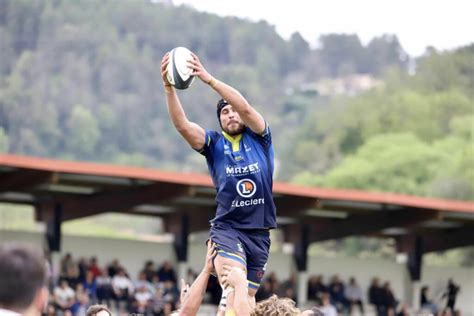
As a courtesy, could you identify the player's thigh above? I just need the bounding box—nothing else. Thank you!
[214,254,246,281]
[243,230,271,294]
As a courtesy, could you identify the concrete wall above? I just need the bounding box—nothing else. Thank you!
[1,230,473,315]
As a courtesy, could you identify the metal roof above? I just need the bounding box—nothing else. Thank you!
[1,154,473,252]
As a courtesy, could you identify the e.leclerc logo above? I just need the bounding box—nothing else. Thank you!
[236,179,257,198]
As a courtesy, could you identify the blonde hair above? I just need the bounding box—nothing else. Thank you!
[85,304,111,316]
[251,295,301,316]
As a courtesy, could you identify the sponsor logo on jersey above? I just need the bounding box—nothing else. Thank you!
[236,179,257,198]
[225,162,260,177]
[231,198,265,208]
[237,242,244,253]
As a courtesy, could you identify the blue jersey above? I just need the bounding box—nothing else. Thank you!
[198,124,277,229]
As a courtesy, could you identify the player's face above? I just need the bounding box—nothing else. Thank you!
[220,104,244,136]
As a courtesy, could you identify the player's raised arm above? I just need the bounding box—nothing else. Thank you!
[188,54,266,135]
[179,240,217,316]
[161,52,206,150]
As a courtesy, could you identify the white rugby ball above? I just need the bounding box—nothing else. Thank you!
[166,46,195,90]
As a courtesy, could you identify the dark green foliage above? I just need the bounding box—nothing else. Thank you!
[1,0,471,202]
[286,46,474,200]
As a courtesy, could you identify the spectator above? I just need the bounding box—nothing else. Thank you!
[380,281,397,316]
[60,253,74,278]
[143,260,156,283]
[151,287,167,316]
[302,307,325,316]
[88,257,102,279]
[307,275,327,304]
[96,270,112,306]
[0,243,49,316]
[107,259,121,278]
[157,261,177,283]
[54,279,76,313]
[132,285,153,314]
[397,303,411,316]
[265,271,280,294]
[328,275,348,313]
[187,268,198,284]
[134,270,154,295]
[71,283,90,316]
[62,255,80,290]
[162,301,175,316]
[345,277,364,315]
[318,292,338,316]
[369,277,384,316]
[83,270,98,304]
[420,285,438,314]
[442,278,460,312]
[280,273,297,302]
[45,303,57,316]
[77,257,88,283]
[112,268,134,312]
[162,280,179,304]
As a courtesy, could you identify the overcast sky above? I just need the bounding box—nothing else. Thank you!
[173,0,473,57]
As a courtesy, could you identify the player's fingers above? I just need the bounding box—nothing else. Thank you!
[161,53,170,64]
[186,62,196,68]
[161,60,168,70]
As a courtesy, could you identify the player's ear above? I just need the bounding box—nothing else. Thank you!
[35,286,49,314]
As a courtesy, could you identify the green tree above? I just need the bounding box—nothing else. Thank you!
[305,133,447,195]
[65,105,100,158]
[318,34,365,76]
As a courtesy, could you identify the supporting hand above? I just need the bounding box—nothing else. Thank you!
[221,265,247,289]
[204,239,217,275]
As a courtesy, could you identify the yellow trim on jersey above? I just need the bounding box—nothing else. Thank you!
[222,132,242,152]
[218,249,246,263]
[248,280,260,287]
[207,134,211,146]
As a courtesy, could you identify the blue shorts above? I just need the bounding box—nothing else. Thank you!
[210,223,270,290]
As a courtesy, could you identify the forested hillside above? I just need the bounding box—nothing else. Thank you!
[0,0,472,200]
[285,46,474,200]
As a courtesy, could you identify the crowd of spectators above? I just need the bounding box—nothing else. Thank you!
[44,253,461,316]
[254,273,399,316]
[46,253,182,316]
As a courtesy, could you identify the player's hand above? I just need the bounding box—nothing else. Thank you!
[179,278,190,304]
[187,53,213,84]
[221,265,246,289]
[203,239,217,275]
[161,52,171,85]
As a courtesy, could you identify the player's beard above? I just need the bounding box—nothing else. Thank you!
[223,121,245,136]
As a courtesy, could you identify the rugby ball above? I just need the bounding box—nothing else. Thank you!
[166,46,195,90]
